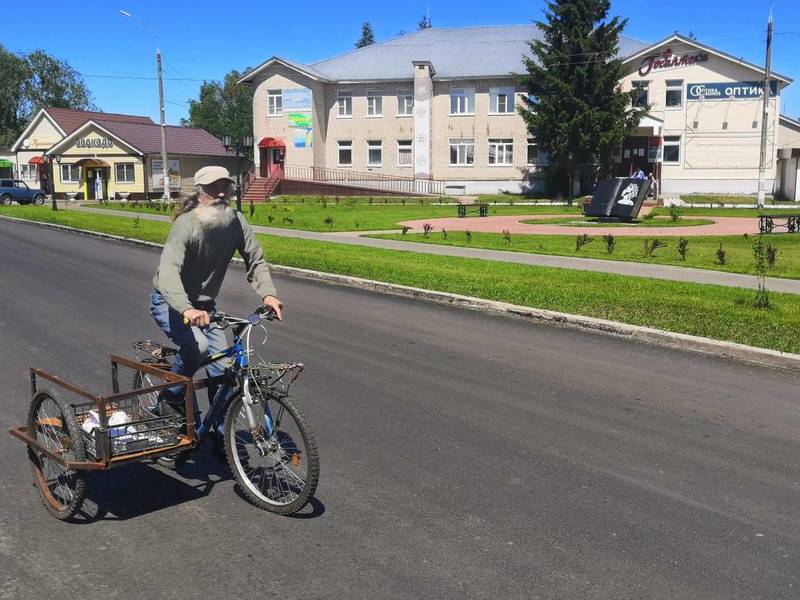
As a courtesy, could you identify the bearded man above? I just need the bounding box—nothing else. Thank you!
[149,166,282,441]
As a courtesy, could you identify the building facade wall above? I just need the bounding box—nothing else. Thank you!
[251,66,328,172]
[248,39,790,196]
[620,41,785,194]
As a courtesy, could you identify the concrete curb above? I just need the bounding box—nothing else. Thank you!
[5,214,800,374]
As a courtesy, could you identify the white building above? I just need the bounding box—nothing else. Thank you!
[239,26,794,197]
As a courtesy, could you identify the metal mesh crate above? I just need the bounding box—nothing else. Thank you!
[73,394,181,459]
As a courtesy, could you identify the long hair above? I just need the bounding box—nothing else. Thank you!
[172,185,203,220]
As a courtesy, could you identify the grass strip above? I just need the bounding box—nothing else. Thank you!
[3,205,800,353]
[372,230,800,280]
[84,201,582,232]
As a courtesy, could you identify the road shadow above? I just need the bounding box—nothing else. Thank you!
[70,442,325,522]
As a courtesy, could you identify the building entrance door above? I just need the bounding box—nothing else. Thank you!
[616,136,651,177]
[85,168,108,201]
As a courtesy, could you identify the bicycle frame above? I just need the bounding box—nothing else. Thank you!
[174,313,273,442]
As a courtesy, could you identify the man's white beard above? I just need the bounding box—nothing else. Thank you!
[195,202,236,228]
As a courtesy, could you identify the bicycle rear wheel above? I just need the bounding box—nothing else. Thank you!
[27,390,87,520]
[224,391,319,515]
[131,370,160,414]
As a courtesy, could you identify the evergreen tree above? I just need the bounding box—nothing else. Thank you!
[355,22,376,48]
[518,0,646,198]
[417,15,432,30]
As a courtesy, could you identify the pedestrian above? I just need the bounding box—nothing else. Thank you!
[632,168,646,180]
[149,165,282,466]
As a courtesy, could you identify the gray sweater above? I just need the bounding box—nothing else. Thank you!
[153,210,277,314]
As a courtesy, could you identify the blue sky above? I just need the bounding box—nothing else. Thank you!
[5,0,799,124]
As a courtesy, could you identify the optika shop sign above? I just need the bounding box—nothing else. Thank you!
[687,80,778,101]
[638,48,708,76]
[75,137,114,149]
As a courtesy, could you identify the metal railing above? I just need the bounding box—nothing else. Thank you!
[283,164,443,196]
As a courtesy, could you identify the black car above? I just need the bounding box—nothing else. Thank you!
[0,179,46,205]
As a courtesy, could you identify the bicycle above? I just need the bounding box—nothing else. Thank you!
[12,305,319,519]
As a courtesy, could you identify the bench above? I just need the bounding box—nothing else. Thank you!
[457,202,489,218]
[759,214,800,234]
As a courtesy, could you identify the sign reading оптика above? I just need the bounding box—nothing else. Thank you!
[687,80,779,101]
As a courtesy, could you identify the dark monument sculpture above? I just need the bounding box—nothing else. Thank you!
[583,178,651,221]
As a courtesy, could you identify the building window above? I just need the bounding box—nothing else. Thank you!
[450,88,475,115]
[267,90,282,116]
[397,140,413,166]
[115,162,135,183]
[663,136,681,163]
[449,138,474,165]
[526,139,550,166]
[665,79,683,108]
[60,164,80,183]
[490,87,515,114]
[337,140,352,166]
[367,140,382,166]
[632,81,649,107]
[397,92,413,116]
[488,139,514,165]
[367,91,382,117]
[337,91,352,117]
[20,164,36,180]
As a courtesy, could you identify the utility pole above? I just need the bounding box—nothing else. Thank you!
[756,11,773,209]
[156,48,170,201]
[120,10,169,202]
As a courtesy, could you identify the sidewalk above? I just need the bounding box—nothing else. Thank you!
[73,206,800,294]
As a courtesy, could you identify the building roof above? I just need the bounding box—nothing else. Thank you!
[240,24,652,83]
[46,118,232,157]
[46,107,155,134]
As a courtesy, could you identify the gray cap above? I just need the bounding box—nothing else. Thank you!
[194,165,234,186]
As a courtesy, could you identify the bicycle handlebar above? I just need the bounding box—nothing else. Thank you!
[182,305,277,326]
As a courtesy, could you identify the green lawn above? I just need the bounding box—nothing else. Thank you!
[679,194,781,205]
[651,207,798,218]
[3,205,800,353]
[520,216,715,227]
[85,201,583,232]
[372,230,800,280]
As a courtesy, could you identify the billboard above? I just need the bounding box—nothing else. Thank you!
[283,88,312,111]
[150,159,181,189]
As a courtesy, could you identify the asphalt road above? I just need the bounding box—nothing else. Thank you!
[1,218,799,600]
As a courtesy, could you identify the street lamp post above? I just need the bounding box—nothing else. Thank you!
[120,10,170,202]
[52,155,61,212]
[222,134,253,213]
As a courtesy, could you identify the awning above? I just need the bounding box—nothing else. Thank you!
[258,137,286,149]
[0,159,12,168]
[75,158,111,167]
[28,155,45,165]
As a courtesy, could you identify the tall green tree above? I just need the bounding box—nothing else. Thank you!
[355,22,376,48]
[518,0,646,198]
[182,69,253,157]
[0,45,95,147]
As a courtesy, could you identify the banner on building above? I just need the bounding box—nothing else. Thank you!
[293,129,312,148]
[687,80,778,101]
[287,113,312,128]
[283,88,312,111]
[150,159,181,189]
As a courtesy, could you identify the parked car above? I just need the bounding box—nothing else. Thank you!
[0,179,46,205]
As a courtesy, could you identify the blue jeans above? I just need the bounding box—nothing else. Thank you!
[149,289,228,411]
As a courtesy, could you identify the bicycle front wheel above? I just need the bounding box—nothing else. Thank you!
[224,392,319,515]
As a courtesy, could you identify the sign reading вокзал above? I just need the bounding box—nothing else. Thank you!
[687,80,779,101]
